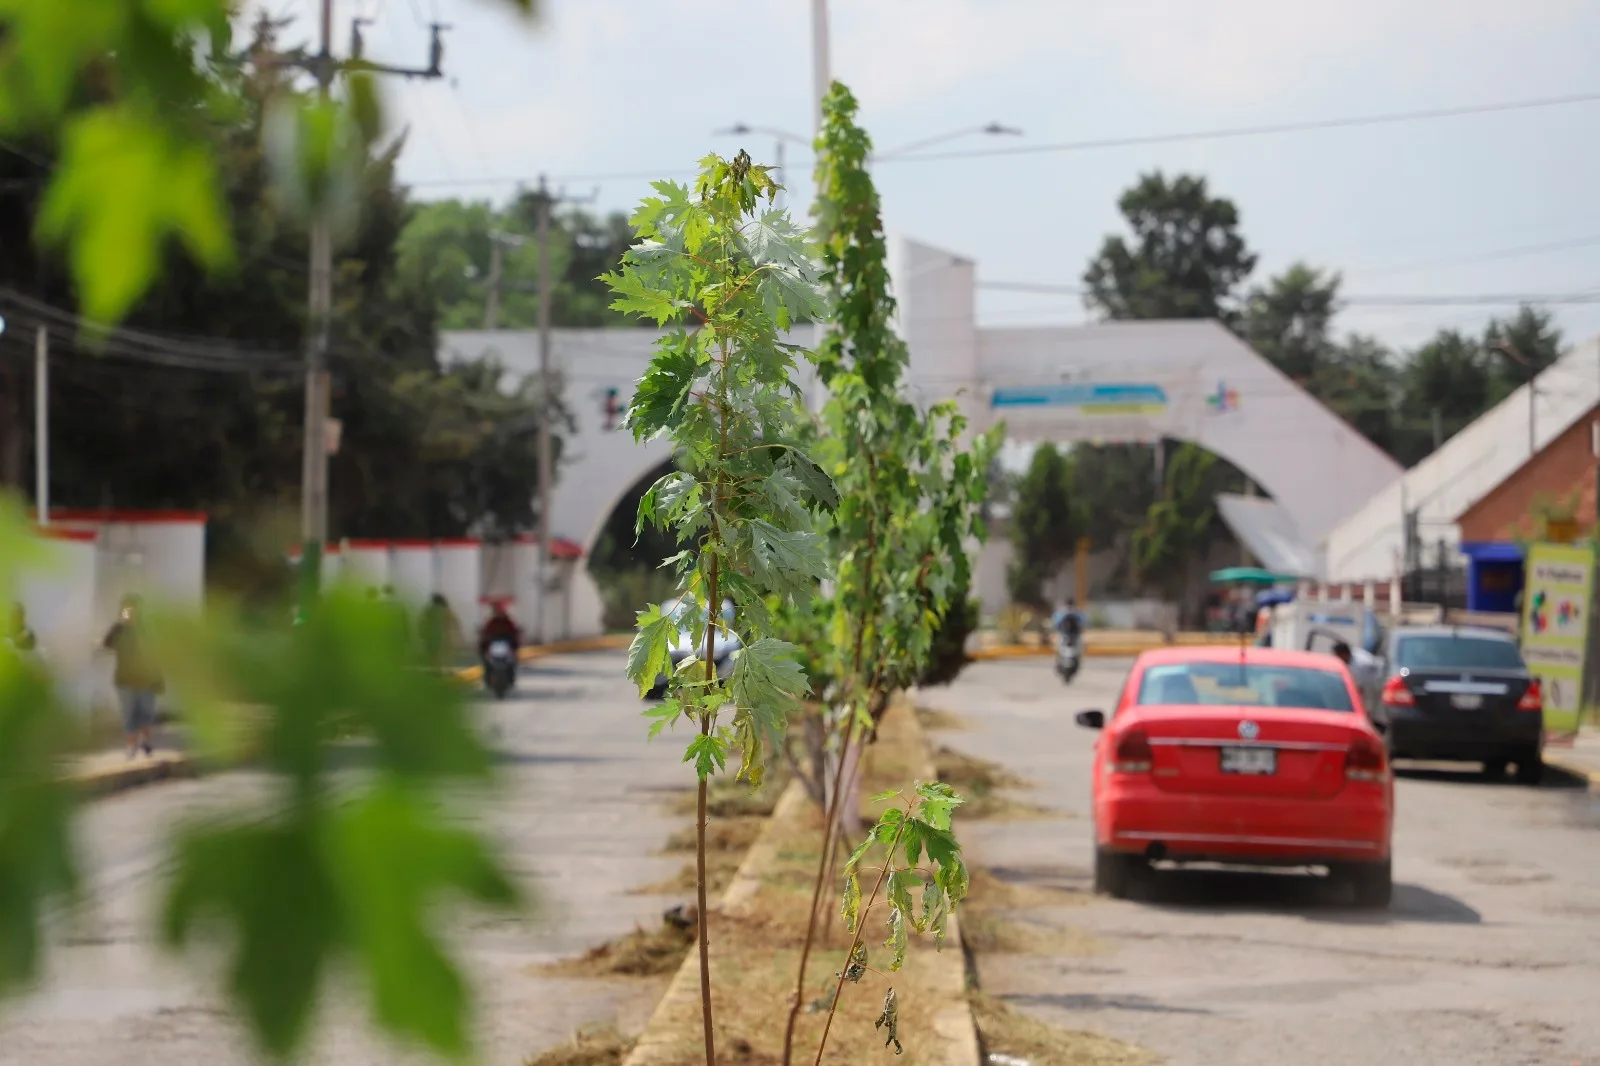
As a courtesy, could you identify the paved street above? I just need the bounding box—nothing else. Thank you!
[920,656,1600,1066]
[0,651,690,1066]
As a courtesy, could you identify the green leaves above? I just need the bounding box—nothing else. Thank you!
[748,520,829,598]
[0,646,79,999]
[0,0,242,322]
[836,781,968,986]
[610,152,831,790]
[684,733,729,779]
[627,604,675,697]
[840,871,862,933]
[152,584,517,1059]
[38,105,231,323]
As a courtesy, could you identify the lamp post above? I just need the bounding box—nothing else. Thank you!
[1490,340,1538,458]
[873,121,1024,160]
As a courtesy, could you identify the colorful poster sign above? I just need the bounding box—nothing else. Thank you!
[1519,542,1594,735]
[990,383,1168,415]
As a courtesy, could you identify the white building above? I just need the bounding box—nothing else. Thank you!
[1321,337,1600,585]
[442,237,1399,636]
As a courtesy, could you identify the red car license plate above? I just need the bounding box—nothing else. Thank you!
[1220,747,1276,775]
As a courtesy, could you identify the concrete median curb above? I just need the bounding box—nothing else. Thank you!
[68,752,196,798]
[622,698,979,1066]
[970,633,1232,662]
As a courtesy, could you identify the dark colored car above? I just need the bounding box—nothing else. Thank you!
[1363,626,1543,783]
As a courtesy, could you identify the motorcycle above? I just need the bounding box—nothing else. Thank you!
[484,639,516,699]
[1054,632,1082,683]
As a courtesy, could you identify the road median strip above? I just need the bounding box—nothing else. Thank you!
[621,698,978,1066]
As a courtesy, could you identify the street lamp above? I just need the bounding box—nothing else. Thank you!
[1489,340,1539,458]
[874,122,1024,161]
[713,123,808,207]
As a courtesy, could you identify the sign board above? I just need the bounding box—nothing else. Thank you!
[1519,542,1594,735]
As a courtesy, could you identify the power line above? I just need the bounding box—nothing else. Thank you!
[405,88,1600,190]
[1352,232,1600,281]
[976,279,1600,307]
[876,89,1600,164]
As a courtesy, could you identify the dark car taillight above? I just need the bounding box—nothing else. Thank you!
[1346,735,1387,782]
[1112,729,1153,773]
[1517,679,1543,712]
[1381,675,1414,707]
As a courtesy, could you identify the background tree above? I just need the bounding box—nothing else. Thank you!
[1005,443,1078,607]
[1485,304,1564,402]
[1130,443,1221,601]
[1242,262,1341,382]
[0,59,557,578]
[395,197,634,329]
[1394,329,1492,465]
[1083,171,1258,323]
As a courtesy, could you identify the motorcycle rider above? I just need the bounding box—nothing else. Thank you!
[478,602,522,660]
[1053,598,1083,646]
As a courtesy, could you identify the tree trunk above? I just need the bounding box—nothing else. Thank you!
[0,362,24,491]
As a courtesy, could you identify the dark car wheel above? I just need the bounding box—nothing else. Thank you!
[1093,848,1143,899]
[1339,859,1392,909]
[1481,758,1509,779]
[1515,751,1544,786]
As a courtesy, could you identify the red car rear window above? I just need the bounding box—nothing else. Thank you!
[1136,662,1355,712]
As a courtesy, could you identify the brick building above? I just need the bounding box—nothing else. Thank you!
[1456,403,1599,612]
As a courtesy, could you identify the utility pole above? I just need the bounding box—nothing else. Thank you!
[535,176,553,645]
[258,3,449,596]
[527,178,596,643]
[34,327,47,525]
[811,0,830,135]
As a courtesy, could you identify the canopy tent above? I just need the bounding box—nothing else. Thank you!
[1209,566,1300,585]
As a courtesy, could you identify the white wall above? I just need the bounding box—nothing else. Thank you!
[388,542,434,606]
[1323,337,1600,583]
[435,540,480,623]
[342,540,390,588]
[16,527,98,660]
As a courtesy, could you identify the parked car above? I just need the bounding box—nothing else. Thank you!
[646,598,742,700]
[1076,646,1393,907]
[1362,625,1543,783]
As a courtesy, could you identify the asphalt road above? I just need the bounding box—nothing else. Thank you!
[0,651,692,1066]
[920,655,1600,1066]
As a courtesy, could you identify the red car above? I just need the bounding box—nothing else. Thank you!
[1078,645,1394,907]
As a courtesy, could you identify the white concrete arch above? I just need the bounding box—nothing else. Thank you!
[442,236,1403,636]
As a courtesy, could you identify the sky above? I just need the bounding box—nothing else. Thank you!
[260,0,1600,352]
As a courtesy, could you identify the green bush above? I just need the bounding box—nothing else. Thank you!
[918,596,978,688]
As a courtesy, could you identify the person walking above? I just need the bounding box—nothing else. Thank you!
[418,593,460,670]
[7,602,36,653]
[103,595,161,758]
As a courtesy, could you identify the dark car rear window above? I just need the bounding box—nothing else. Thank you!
[1394,635,1525,671]
[1135,662,1355,712]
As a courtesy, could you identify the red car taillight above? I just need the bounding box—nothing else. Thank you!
[1345,735,1387,783]
[1381,675,1414,707]
[1517,679,1543,712]
[1112,729,1153,773]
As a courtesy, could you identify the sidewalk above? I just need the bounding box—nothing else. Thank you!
[1545,730,1600,789]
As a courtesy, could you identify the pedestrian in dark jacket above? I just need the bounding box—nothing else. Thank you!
[104,595,161,758]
